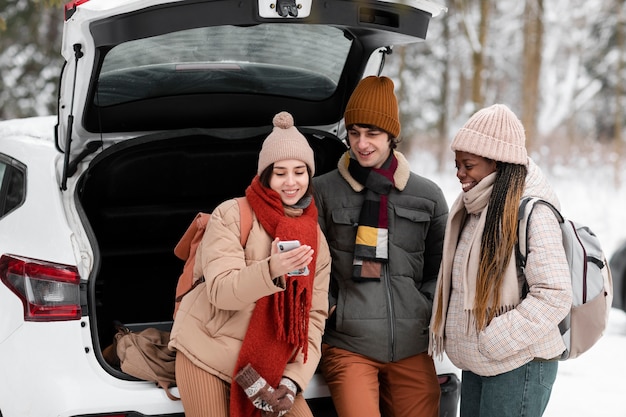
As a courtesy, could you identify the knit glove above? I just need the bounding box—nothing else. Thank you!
[264,377,297,417]
[234,364,297,417]
[234,364,276,412]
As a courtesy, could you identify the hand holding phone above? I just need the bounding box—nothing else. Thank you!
[277,240,310,276]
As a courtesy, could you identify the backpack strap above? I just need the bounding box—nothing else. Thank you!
[517,197,564,271]
[235,196,253,248]
[174,197,253,308]
[157,380,181,401]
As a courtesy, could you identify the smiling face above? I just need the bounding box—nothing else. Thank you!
[347,124,392,169]
[454,151,497,192]
[269,159,310,205]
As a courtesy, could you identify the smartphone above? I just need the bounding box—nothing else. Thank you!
[277,240,310,276]
[278,240,301,252]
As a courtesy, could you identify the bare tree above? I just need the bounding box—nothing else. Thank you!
[473,0,490,108]
[614,1,624,186]
[436,11,451,171]
[0,0,63,119]
[521,0,543,151]
[452,0,490,112]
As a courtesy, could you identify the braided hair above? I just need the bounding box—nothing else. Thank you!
[473,162,527,331]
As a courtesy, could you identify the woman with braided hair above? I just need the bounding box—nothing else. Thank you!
[429,104,572,417]
[169,111,330,417]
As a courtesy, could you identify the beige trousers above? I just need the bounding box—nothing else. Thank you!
[175,351,313,417]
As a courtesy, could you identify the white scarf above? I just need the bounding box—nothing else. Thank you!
[429,172,521,358]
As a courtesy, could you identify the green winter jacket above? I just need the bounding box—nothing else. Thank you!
[313,151,448,363]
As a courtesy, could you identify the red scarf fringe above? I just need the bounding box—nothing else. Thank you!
[230,176,318,417]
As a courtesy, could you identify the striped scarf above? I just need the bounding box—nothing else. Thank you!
[347,152,397,281]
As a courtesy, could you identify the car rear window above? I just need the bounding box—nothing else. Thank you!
[0,156,26,219]
[95,24,352,106]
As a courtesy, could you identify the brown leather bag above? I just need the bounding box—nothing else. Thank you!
[105,325,179,400]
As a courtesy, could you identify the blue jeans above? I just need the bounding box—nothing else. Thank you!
[460,361,558,417]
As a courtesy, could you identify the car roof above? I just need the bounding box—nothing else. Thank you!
[55,0,444,158]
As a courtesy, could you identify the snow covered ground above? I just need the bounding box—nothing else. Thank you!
[545,308,626,417]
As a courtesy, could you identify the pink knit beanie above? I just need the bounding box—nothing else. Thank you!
[451,104,528,166]
[344,76,401,138]
[257,111,315,175]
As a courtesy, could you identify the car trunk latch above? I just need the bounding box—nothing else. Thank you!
[275,0,298,17]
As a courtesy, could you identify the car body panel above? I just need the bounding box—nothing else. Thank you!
[0,118,77,265]
[0,321,185,417]
[609,241,626,311]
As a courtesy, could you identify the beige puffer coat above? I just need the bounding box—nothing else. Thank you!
[169,198,330,391]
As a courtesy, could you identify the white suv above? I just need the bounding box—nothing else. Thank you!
[0,1,459,416]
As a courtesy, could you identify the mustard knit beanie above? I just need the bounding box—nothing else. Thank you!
[344,76,401,138]
[257,111,315,176]
[451,104,528,166]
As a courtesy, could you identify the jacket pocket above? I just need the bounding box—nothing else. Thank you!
[204,304,253,341]
[392,206,431,252]
[330,207,360,252]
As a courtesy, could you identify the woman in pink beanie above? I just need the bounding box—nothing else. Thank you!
[169,111,330,417]
[429,104,572,417]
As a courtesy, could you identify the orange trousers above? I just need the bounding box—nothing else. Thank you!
[175,351,313,417]
[320,344,440,417]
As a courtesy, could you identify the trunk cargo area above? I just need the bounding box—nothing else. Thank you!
[77,128,346,357]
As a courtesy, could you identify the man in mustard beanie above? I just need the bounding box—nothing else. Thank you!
[313,76,448,417]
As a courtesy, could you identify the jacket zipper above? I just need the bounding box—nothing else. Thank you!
[383,263,396,362]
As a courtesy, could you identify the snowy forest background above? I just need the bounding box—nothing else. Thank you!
[1,0,625,186]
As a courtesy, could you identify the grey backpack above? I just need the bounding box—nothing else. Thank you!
[517,197,613,360]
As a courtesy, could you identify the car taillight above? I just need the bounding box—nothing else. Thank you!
[0,254,82,321]
[64,0,91,20]
[72,413,184,417]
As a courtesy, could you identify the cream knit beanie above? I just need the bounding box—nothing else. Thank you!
[257,111,315,175]
[451,104,528,166]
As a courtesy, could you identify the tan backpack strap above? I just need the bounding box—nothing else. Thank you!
[157,380,181,401]
[236,197,253,248]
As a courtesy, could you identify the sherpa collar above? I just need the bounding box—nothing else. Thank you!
[337,150,411,192]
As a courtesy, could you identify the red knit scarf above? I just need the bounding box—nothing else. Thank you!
[230,176,318,417]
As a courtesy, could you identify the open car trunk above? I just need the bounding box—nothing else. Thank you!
[77,127,347,360]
